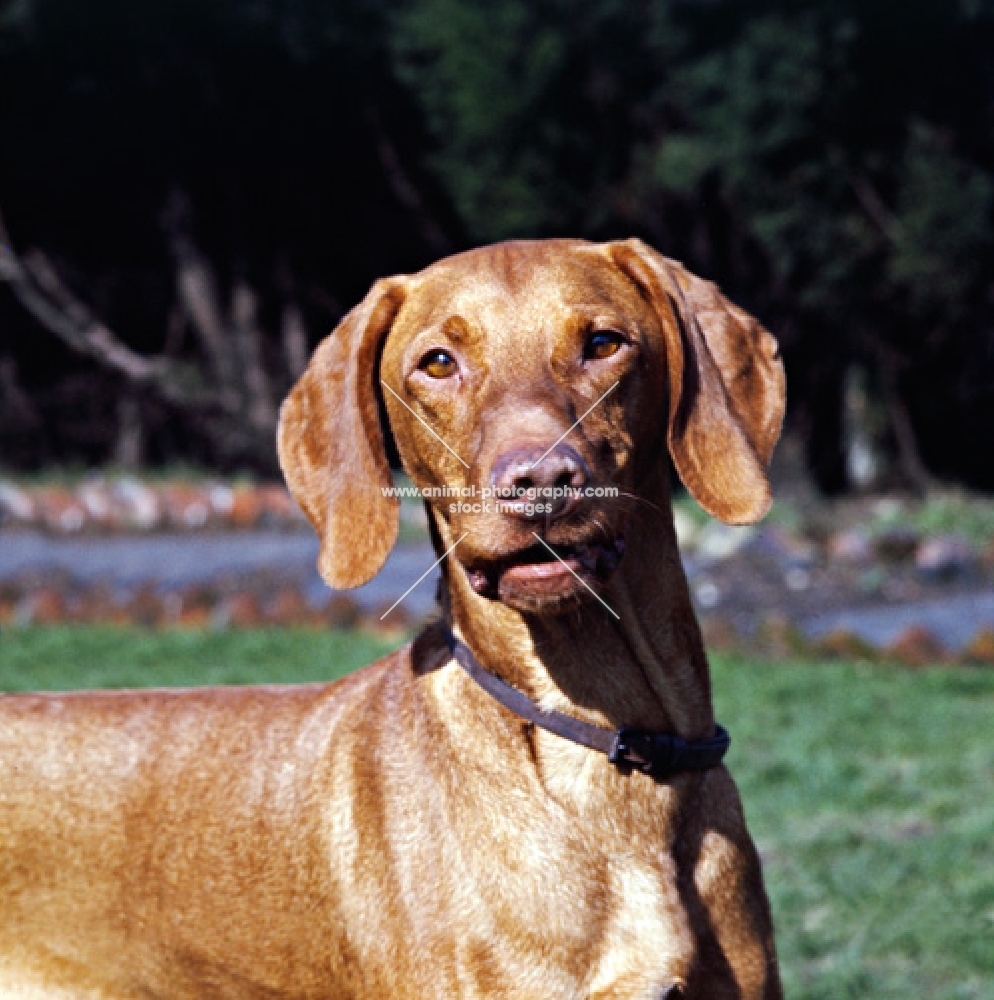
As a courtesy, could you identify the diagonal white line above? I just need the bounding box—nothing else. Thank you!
[379,532,469,620]
[529,381,619,469]
[530,532,620,620]
[381,381,469,468]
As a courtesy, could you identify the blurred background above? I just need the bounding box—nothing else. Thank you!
[3,0,994,487]
[2,0,994,655]
[2,3,994,992]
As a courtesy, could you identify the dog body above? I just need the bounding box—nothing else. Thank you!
[1,239,785,999]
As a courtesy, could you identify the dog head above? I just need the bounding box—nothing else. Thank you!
[279,239,784,614]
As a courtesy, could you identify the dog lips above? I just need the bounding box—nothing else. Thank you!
[467,568,492,595]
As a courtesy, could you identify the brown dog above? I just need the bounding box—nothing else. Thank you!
[1,239,785,999]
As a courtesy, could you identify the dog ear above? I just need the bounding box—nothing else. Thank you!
[278,277,408,588]
[609,239,785,524]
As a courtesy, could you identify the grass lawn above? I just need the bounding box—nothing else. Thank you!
[0,624,399,691]
[2,625,993,998]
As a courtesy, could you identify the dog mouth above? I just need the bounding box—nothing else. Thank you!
[463,536,626,605]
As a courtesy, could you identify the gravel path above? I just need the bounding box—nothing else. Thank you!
[3,530,993,649]
[0,532,442,620]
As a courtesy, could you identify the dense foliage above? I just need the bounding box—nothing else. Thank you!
[2,0,993,489]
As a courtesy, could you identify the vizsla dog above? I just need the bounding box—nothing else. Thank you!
[0,239,785,999]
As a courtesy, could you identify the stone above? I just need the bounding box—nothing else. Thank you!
[127,585,166,627]
[695,521,754,563]
[699,615,739,651]
[0,482,35,525]
[212,593,263,628]
[914,534,977,582]
[265,587,317,626]
[692,578,721,609]
[323,595,361,629]
[229,487,263,530]
[961,629,994,665]
[815,629,878,661]
[37,488,86,534]
[113,478,161,531]
[16,589,66,625]
[753,613,811,659]
[874,527,920,562]
[761,526,817,568]
[827,529,872,564]
[672,507,699,551]
[885,625,945,667]
[162,485,211,530]
[77,482,114,530]
[208,484,235,520]
[257,485,305,528]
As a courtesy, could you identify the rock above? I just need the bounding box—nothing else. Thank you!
[161,485,211,530]
[208,484,235,520]
[672,507,699,551]
[229,487,263,530]
[885,625,945,667]
[874,497,904,521]
[113,479,161,531]
[761,526,817,567]
[212,593,263,628]
[264,587,316,626]
[323,595,361,629]
[0,582,22,624]
[174,591,213,628]
[857,566,885,595]
[827,529,872,564]
[695,521,754,563]
[961,629,994,665]
[874,527,920,562]
[815,629,878,661]
[77,481,114,530]
[73,586,131,626]
[257,485,305,528]
[36,488,87,534]
[0,482,35,526]
[753,613,811,659]
[16,589,66,625]
[127,585,166,627]
[692,578,721,609]
[914,534,977,582]
[178,608,212,628]
[699,616,739,651]
[365,603,413,637]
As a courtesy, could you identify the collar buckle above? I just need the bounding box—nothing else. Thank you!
[609,729,687,776]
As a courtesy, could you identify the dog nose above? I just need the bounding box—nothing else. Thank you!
[490,444,589,521]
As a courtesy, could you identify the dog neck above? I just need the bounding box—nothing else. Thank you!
[433,464,714,742]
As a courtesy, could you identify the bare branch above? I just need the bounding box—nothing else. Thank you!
[846,171,903,243]
[1,207,214,413]
[173,249,240,406]
[231,280,278,431]
[281,301,308,380]
[0,212,160,383]
[1,201,280,469]
[364,104,453,257]
[873,343,932,494]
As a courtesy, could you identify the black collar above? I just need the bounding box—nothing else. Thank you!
[443,628,730,778]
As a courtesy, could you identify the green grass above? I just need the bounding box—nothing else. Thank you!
[0,625,401,691]
[712,655,994,999]
[2,627,993,998]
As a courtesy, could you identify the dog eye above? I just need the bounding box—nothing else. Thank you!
[418,349,458,379]
[584,330,625,361]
